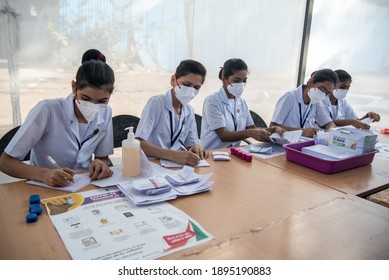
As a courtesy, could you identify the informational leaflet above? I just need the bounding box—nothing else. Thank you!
[41,187,214,260]
[240,143,286,159]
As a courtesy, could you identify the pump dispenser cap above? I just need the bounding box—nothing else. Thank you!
[125,127,135,140]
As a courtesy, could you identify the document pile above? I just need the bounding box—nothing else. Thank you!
[302,144,358,160]
[117,166,213,206]
[302,127,377,160]
[212,151,231,161]
[269,130,303,145]
[249,144,273,154]
[133,177,172,195]
[327,127,377,154]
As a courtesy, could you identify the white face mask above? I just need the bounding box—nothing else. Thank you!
[76,100,106,122]
[307,87,326,104]
[227,83,246,98]
[332,89,348,100]
[174,85,198,106]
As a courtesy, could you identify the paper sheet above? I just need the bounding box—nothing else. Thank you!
[160,159,210,168]
[91,163,170,188]
[240,143,286,159]
[269,130,303,145]
[117,166,213,206]
[41,187,214,260]
[27,172,91,192]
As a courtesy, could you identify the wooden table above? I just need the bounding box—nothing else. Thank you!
[164,194,389,260]
[253,134,389,197]
[1,154,345,260]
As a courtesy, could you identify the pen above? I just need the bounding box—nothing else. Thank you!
[47,155,62,170]
[47,155,73,183]
[178,139,189,151]
[306,117,315,128]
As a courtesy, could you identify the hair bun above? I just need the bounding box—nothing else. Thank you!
[81,49,106,64]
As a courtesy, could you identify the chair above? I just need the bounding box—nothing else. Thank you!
[242,111,267,145]
[250,110,267,128]
[195,114,202,138]
[0,126,30,161]
[112,114,140,148]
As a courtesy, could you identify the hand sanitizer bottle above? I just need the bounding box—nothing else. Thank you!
[122,127,140,177]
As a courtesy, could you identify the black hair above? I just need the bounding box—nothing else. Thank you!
[311,68,338,86]
[81,49,106,63]
[334,69,352,83]
[219,58,248,80]
[75,60,115,93]
[175,59,207,84]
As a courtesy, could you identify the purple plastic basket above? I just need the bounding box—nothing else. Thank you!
[283,140,378,174]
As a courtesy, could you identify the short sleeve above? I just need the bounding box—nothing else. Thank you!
[203,95,226,131]
[271,93,294,125]
[94,106,114,157]
[5,101,51,160]
[135,97,162,141]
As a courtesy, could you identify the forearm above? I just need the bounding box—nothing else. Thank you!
[138,139,178,161]
[215,128,255,143]
[0,152,49,181]
[324,121,336,131]
[94,156,110,166]
[269,122,302,132]
[333,119,354,127]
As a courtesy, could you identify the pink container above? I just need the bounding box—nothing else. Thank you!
[245,154,252,162]
[240,152,246,160]
[283,140,378,174]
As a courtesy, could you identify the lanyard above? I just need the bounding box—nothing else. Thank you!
[298,103,312,128]
[169,111,185,147]
[77,128,99,150]
[230,112,237,131]
[326,104,334,119]
[229,100,238,131]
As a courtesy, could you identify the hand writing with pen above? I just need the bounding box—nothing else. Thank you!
[46,155,113,187]
[45,155,76,187]
[178,140,209,166]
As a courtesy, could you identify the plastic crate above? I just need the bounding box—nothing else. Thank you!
[283,140,378,174]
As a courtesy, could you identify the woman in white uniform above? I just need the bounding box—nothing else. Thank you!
[270,68,337,138]
[201,58,284,150]
[135,59,208,166]
[322,69,380,129]
[0,60,115,186]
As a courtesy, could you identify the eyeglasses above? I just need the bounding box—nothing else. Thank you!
[314,85,332,95]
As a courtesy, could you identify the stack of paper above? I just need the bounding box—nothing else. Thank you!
[160,159,210,168]
[117,166,213,206]
[302,144,357,160]
[249,144,273,154]
[212,151,231,161]
[165,166,201,186]
[132,177,172,195]
[269,130,303,145]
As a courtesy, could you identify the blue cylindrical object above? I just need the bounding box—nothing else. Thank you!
[29,204,42,216]
[25,213,38,223]
[29,194,41,205]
